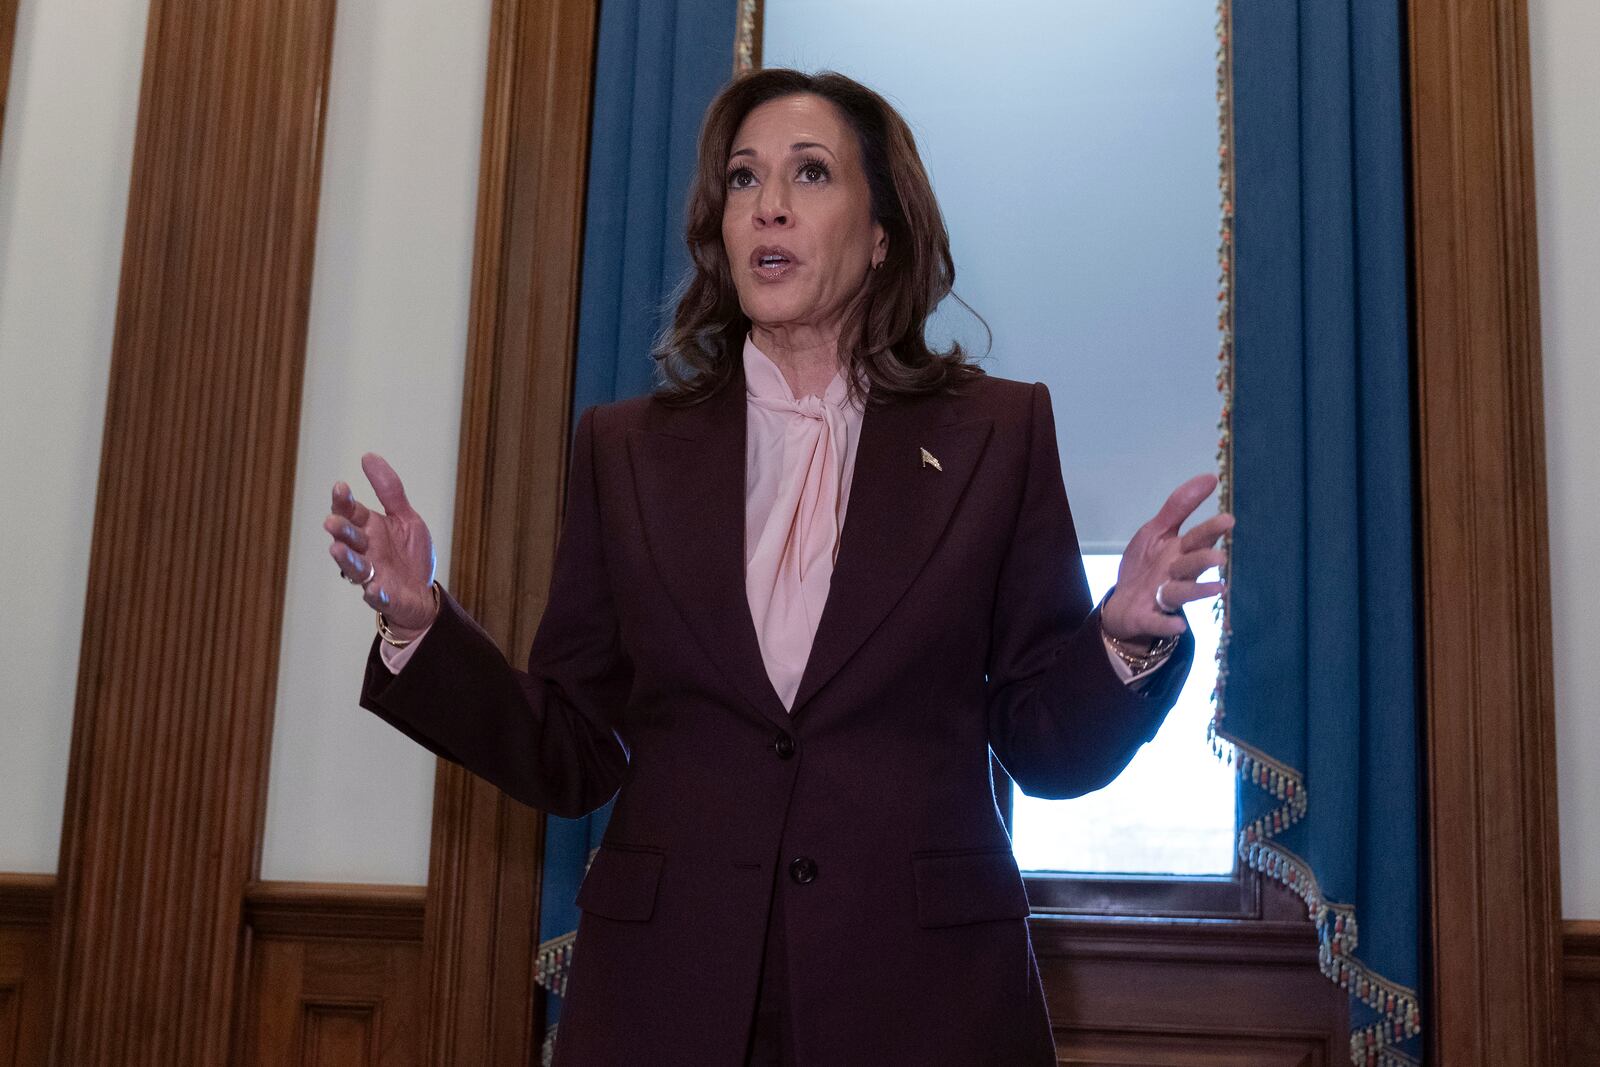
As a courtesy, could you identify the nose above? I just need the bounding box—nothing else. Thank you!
[753,186,790,229]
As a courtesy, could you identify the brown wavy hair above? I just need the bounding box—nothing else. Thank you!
[651,68,988,407]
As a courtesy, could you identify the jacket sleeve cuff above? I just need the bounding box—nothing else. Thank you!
[378,620,433,673]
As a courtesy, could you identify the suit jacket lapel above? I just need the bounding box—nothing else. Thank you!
[627,370,793,732]
[789,394,993,716]
[626,365,994,730]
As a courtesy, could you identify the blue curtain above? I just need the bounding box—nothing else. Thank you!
[534,1,737,1059]
[1224,2,1423,1064]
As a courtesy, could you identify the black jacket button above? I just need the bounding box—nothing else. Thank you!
[773,733,795,759]
[789,856,818,885]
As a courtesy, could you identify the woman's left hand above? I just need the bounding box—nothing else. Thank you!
[1101,473,1234,645]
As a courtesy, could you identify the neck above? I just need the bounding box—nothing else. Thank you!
[751,322,845,399]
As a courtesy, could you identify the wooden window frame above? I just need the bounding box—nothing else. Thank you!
[994,764,1258,921]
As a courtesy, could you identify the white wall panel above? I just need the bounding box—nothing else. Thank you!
[261,0,491,884]
[0,0,151,873]
[1531,0,1600,921]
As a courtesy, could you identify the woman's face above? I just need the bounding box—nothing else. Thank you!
[721,93,888,340]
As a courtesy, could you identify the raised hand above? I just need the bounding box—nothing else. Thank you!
[325,453,439,636]
[1101,473,1233,646]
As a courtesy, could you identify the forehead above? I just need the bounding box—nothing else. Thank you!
[730,93,854,157]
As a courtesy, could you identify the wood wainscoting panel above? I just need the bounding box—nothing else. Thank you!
[298,1001,379,1067]
[1032,906,1348,1067]
[0,875,52,1067]
[47,0,337,1061]
[238,883,426,1067]
[1566,921,1600,1066]
[418,0,599,1062]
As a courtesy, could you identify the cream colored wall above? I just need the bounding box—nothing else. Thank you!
[259,0,491,885]
[1530,0,1600,920]
[0,0,490,885]
[0,0,151,873]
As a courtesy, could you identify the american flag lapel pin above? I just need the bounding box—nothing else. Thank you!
[919,446,942,471]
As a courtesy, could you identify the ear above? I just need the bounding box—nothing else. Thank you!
[871,222,889,269]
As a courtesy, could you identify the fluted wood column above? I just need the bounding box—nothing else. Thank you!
[48,1,336,1063]
[1410,0,1565,1062]
[419,0,599,1062]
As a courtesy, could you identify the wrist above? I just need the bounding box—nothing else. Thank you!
[1110,631,1154,655]
[1100,622,1178,674]
[377,582,440,647]
[1097,584,1143,646]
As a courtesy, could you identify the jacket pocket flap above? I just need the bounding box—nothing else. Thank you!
[911,847,1031,928]
[575,845,665,922]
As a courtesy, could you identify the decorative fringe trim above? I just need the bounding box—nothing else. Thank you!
[1211,0,1237,723]
[541,1023,558,1067]
[535,930,577,998]
[534,846,603,1002]
[1357,1045,1419,1067]
[1207,3,1420,1061]
[1213,728,1423,1058]
[733,0,760,72]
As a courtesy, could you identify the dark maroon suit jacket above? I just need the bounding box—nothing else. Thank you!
[359,365,1193,1065]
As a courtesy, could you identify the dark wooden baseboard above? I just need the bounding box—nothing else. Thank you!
[1033,883,1349,1066]
[235,881,427,1067]
[1566,920,1600,1066]
[0,874,53,1067]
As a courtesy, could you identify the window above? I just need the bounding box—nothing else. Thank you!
[1001,554,1244,916]
[1009,553,1235,875]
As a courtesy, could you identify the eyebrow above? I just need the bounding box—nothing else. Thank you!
[729,141,838,161]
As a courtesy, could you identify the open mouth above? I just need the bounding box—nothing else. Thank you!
[751,246,797,279]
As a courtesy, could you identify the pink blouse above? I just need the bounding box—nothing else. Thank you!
[383,334,1161,699]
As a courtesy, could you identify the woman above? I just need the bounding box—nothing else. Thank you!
[325,69,1230,1066]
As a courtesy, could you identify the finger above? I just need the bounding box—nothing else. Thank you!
[1157,578,1226,605]
[1179,511,1235,553]
[1147,473,1220,535]
[361,578,393,614]
[361,453,413,517]
[330,542,373,584]
[1123,612,1190,640]
[323,514,368,553]
[1169,547,1226,581]
[331,482,373,526]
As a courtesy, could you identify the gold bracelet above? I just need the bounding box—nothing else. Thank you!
[376,582,441,648]
[1103,629,1178,674]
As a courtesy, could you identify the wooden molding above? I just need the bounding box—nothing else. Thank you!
[0,876,51,929]
[0,0,18,159]
[237,882,426,1067]
[244,882,426,943]
[1566,921,1600,1066]
[1408,0,1565,1063]
[0,874,54,1067]
[47,0,337,1062]
[419,0,600,1062]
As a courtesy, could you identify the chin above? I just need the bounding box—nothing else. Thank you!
[740,291,814,329]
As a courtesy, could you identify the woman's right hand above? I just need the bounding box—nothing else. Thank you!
[326,453,439,636]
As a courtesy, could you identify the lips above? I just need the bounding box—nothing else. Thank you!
[750,245,798,280]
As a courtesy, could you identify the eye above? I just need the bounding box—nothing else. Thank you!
[796,158,831,183]
[726,165,756,190]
